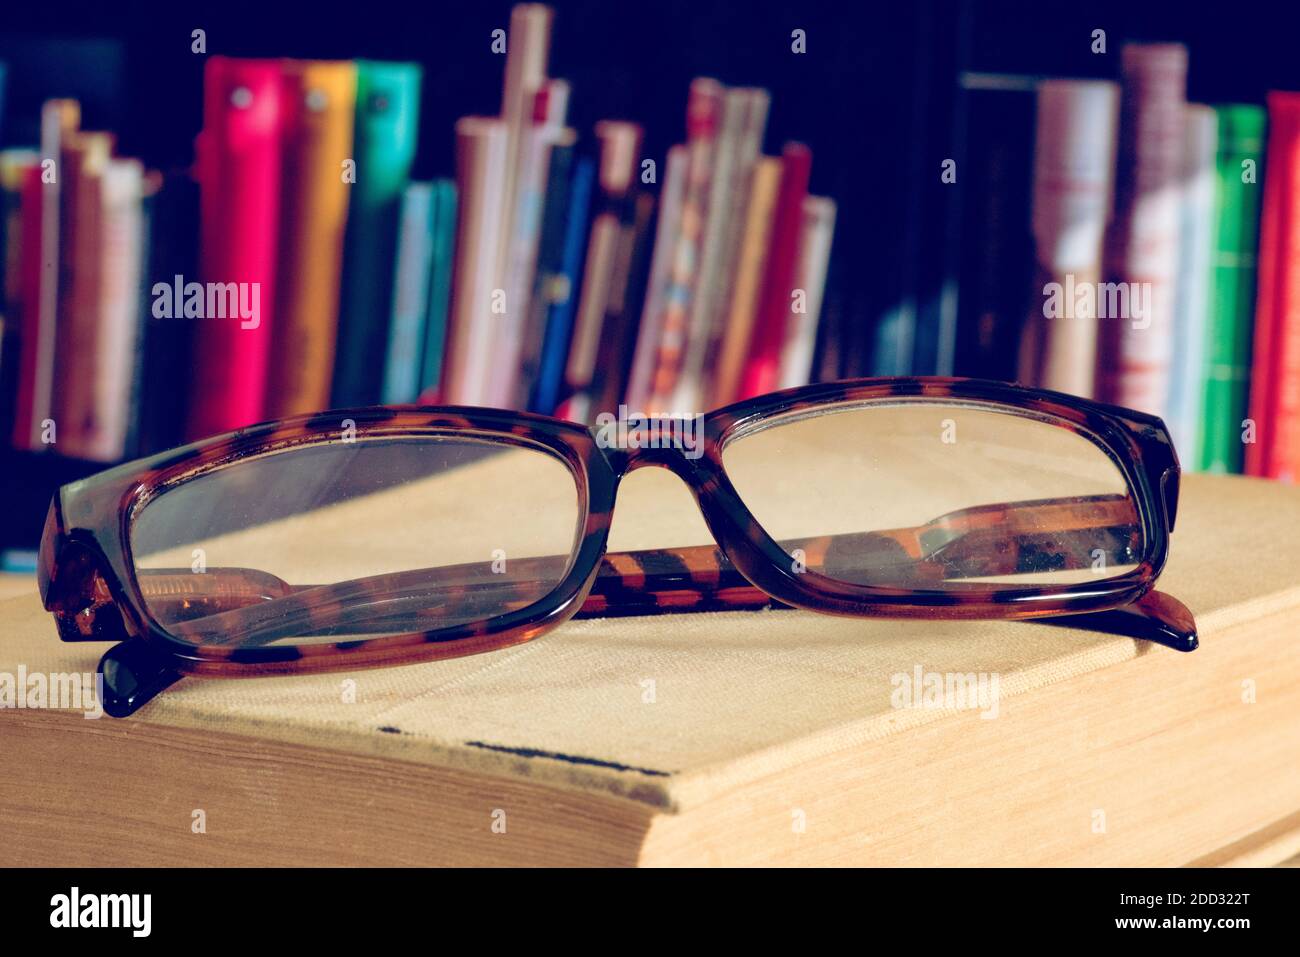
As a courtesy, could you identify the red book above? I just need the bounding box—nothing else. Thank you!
[738,142,811,399]
[187,58,284,440]
[1245,92,1300,480]
[10,165,44,449]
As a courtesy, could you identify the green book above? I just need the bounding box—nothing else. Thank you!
[420,179,457,396]
[1199,105,1267,474]
[332,61,422,408]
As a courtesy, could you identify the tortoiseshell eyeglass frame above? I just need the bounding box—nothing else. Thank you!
[38,377,1196,718]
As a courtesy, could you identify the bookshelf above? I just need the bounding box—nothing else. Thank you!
[4,0,1300,554]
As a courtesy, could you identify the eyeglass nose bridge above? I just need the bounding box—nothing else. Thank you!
[591,414,710,480]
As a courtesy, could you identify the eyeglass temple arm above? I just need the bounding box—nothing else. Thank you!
[127,493,1172,645]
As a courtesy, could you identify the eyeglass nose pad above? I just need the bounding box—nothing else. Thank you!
[98,638,183,718]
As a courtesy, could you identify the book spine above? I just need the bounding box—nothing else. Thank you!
[382,182,435,404]
[79,159,144,462]
[674,84,747,412]
[776,196,837,390]
[16,100,79,450]
[564,120,642,406]
[1099,43,1188,417]
[53,132,112,459]
[1246,92,1300,480]
[419,178,458,397]
[1167,105,1219,463]
[495,79,568,408]
[188,59,283,439]
[530,155,594,415]
[0,151,36,447]
[1199,105,1266,474]
[711,156,782,407]
[11,164,44,450]
[124,172,160,458]
[645,78,723,413]
[1021,79,1119,398]
[738,141,812,400]
[442,116,508,406]
[331,60,421,408]
[517,130,575,407]
[267,60,356,419]
[625,144,688,411]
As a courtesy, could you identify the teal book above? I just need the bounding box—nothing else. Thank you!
[419,179,457,396]
[381,183,434,405]
[1199,105,1266,473]
[332,61,422,407]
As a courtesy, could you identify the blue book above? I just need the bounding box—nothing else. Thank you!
[531,156,595,414]
[382,182,435,405]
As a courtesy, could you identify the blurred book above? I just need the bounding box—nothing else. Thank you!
[331,60,421,409]
[418,178,457,399]
[776,195,836,390]
[1199,105,1266,474]
[382,182,435,405]
[1246,92,1300,483]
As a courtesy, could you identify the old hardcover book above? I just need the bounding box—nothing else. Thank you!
[2,472,1298,867]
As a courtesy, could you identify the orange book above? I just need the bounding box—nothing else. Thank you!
[1245,92,1300,480]
[266,61,356,419]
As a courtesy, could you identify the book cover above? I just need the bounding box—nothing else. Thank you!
[419,178,458,398]
[266,60,356,420]
[738,141,812,400]
[530,154,594,415]
[1199,105,1266,474]
[1099,43,1188,417]
[187,58,284,439]
[1245,91,1300,481]
[381,182,434,405]
[1167,105,1219,462]
[1019,79,1119,398]
[331,60,421,408]
[776,195,836,390]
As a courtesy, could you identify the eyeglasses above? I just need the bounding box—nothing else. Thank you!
[38,377,1196,717]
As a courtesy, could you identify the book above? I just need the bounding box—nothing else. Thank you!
[625,144,687,412]
[518,129,576,408]
[1167,105,1219,463]
[381,182,435,405]
[562,120,643,418]
[418,179,458,398]
[1245,93,1300,482]
[4,471,1298,866]
[645,78,724,413]
[1018,79,1119,398]
[442,116,508,407]
[711,156,781,407]
[0,151,35,446]
[331,60,421,409]
[1099,44,1188,417]
[530,155,594,415]
[1199,105,1266,475]
[188,59,284,439]
[738,142,812,400]
[953,75,1037,382]
[79,158,145,462]
[51,131,112,460]
[266,60,356,420]
[776,196,836,390]
[13,100,79,451]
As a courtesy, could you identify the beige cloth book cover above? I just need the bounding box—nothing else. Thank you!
[3,473,1299,865]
